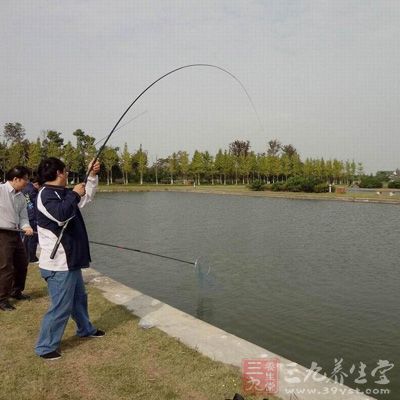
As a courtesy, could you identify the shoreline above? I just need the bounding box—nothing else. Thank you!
[84,267,376,400]
[97,185,400,205]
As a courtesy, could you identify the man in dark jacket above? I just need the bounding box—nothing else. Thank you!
[35,157,105,360]
[22,177,40,263]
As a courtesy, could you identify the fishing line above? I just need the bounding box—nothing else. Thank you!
[93,110,148,147]
[45,63,262,259]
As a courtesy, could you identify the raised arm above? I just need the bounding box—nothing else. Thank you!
[78,175,98,208]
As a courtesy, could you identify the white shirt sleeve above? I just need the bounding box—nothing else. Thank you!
[78,175,98,208]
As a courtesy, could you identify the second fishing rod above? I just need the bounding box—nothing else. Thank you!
[1,227,204,272]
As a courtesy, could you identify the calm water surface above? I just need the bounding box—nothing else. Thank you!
[84,192,400,399]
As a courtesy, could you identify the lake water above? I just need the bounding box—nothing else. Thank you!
[84,191,400,399]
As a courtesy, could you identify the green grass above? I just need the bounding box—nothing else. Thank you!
[0,266,279,400]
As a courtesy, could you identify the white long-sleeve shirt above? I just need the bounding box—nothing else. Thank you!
[0,181,30,230]
[37,175,98,271]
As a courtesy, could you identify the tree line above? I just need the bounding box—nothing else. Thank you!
[0,122,364,185]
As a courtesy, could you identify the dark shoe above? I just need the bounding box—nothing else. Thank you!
[0,301,15,311]
[40,351,62,360]
[84,329,105,338]
[10,293,31,301]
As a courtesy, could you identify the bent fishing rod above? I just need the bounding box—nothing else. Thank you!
[0,227,198,268]
[49,63,262,259]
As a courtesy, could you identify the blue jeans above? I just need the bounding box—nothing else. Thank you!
[35,268,96,355]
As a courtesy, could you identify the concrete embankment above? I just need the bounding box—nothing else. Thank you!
[84,268,376,400]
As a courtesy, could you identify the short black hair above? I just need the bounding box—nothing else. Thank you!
[37,157,66,184]
[6,166,31,181]
[30,174,40,184]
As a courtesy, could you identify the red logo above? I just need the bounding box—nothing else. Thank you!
[242,358,279,395]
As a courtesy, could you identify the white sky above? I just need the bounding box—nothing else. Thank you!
[1,0,399,172]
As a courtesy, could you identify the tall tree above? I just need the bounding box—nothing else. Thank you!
[356,162,365,180]
[3,122,25,143]
[191,150,204,185]
[120,143,133,184]
[73,129,96,178]
[0,142,7,181]
[222,150,234,184]
[167,152,178,184]
[229,140,250,157]
[42,130,64,158]
[27,138,42,171]
[332,159,343,184]
[102,146,119,185]
[63,141,80,183]
[229,140,250,185]
[281,154,291,181]
[239,153,252,184]
[177,151,190,184]
[214,149,224,184]
[7,142,26,168]
[281,144,297,158]
[133,144,148,185]
[202,151,214,184]
[267,139,281,156]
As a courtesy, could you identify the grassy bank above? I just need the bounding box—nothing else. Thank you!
[0,265,277,400]
[97,183,400,204]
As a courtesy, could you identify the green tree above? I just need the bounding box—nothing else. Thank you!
[63,141,80,183]
[356,162,364,181]
[42,130,64,158]
[303,158,314,179]
[102,146,119,185]
[270,155,281,182]
[73,129,96,178]
[3,122,25,143]
[221,150,234,184]
[177,151,190,184]
[325,160,334,183]
[291,154,303,177]
[281,144,297,158]
[350,160,356,184]
[202,151,214,184]
[267,139,281,156]
[0,142,7,180]
[249,152,259,181]
[191,150,204,185]
[27,139,42,171]
[332,159,343,184]
[239,153,252,184]
[214,149,224,184]
[167,152,178,184]
[133,144,148,185]
[7,142,26,168]
[281,154,291,181]
[229,140,250,184]
[120,143,133,184]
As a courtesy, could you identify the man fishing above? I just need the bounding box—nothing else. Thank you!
[35,157,105,360]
